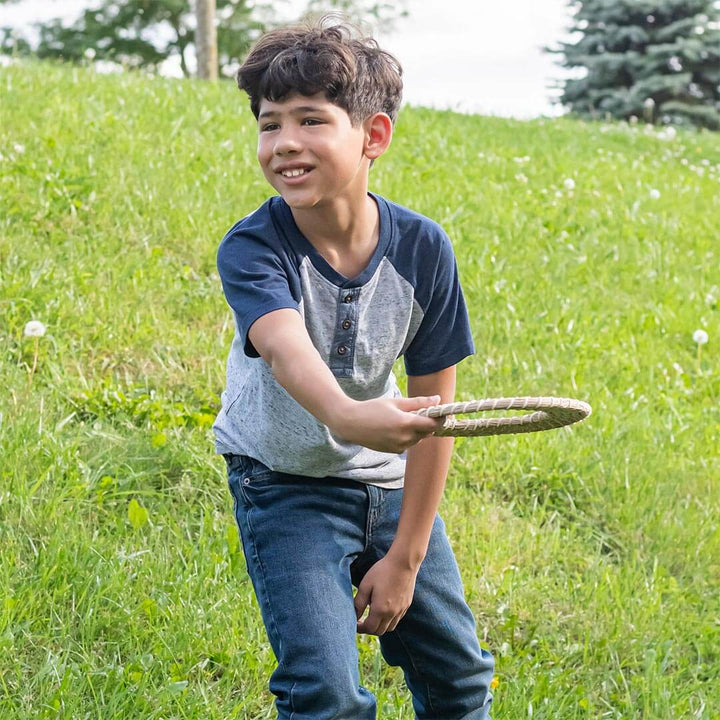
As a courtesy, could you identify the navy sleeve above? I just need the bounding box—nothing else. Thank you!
[217,217,300,358]
[403,234,474,376]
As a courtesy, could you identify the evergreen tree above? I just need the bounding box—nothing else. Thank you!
[556,0,720,129]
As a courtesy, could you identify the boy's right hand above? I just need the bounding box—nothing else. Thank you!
[329,395,444,453]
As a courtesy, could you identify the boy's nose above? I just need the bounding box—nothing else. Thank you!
[274,130,302,155]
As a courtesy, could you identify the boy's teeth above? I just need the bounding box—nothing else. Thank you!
[282,168,307,177]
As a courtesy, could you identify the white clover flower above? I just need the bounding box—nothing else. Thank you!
[644,98,656,109]
[515,173,528,183]
[24,320,47,337]
[563,178,576,191]
[84,47,97,60]
[693,329,708,345]
[13,142,25,154]
[649,188,661,199]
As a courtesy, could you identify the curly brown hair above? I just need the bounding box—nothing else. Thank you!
[236,18,403,126]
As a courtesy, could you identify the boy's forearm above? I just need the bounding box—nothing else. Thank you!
[248,309,443,452]
[387,367,457,568]
[255,312,354,427]
[388,434,455,568]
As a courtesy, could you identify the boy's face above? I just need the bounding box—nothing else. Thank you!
[256,92,372,211]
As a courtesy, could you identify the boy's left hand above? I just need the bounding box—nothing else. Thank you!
[354,555,419,636]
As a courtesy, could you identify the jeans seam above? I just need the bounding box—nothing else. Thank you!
[288,681,298,720]
[243,504,292,715]
[362,485,374,555]
[394,625,438,717]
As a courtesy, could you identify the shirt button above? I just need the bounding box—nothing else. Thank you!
[342,319,351,330]
[337,345,347,356]
[343,294,354,303]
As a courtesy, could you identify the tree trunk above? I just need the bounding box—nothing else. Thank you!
[195,0,217,81]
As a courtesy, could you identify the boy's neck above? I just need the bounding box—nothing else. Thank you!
[290,194,380,278]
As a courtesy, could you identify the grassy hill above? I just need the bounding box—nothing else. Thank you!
[1,60,718,719]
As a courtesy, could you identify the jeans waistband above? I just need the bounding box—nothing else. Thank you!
[223,453,260,475]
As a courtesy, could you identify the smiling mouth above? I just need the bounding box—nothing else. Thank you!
[280,168,311,178]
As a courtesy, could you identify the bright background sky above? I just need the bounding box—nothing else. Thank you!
[2,0,577,117]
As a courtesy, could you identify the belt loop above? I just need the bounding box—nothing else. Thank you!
[223,453,244,473]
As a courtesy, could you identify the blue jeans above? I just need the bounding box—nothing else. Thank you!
[226,454,494,720]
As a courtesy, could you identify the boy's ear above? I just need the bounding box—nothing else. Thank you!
[363,112,393,161]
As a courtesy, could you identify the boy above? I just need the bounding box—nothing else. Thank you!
[213,19,494,719]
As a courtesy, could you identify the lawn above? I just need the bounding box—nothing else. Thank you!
[1,60,718,719]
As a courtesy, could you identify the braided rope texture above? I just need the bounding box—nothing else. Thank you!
[415,396,592,437]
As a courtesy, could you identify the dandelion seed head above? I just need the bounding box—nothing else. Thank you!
[693,329,708,345]
[563,178,576,190]
[649,188,661,199]
[24,320,47,337]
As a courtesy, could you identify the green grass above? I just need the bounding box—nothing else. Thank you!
[1,59,718,719]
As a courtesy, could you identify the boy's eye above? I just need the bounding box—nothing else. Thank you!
[302,118,323,126]
[260,123,279,132]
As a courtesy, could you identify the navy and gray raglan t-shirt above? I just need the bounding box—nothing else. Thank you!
[213,192,474,488]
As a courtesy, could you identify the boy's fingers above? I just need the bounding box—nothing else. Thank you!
[395,395,441,412]
[354,586,370,621]
[357,611,385,636]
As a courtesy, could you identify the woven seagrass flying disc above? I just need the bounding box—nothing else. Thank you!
[415,396,592,437]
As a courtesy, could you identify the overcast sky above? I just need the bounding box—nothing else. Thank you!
[1,0,577,117]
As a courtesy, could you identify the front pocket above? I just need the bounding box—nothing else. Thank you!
[236,467,277,503]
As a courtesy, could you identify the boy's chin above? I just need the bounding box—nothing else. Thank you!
[277,191,321,211]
